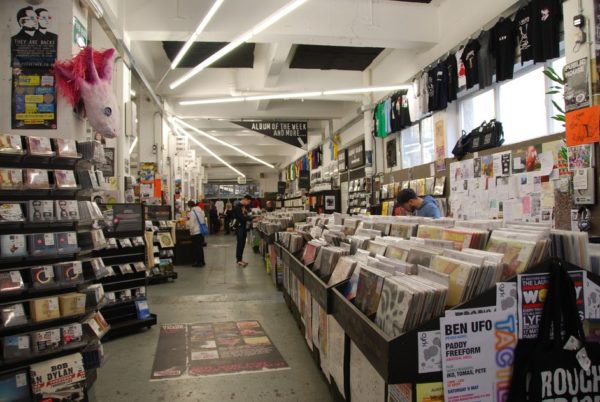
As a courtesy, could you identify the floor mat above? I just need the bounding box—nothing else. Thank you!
[150,320,290,380]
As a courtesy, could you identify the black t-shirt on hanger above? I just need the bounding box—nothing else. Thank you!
[490,17,517,82]
[427,69,436,113]
[461,39,481,89]
[399,90,412,129]
[477,30,495,89]
[445,53,458,102]
[532,0,563,63]
[515,3,534,64]
[434,61,448,111]
[390,93,400,133]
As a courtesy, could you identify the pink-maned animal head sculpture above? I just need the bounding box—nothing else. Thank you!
[54,47,119,138]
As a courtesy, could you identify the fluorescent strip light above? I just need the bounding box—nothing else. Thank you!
[180,97,245,106]
[128,136,138,155]
[172,124,246,178]
[179,85,411,105]
[173,118,275,169]
[245,91,322,101]
[171,0,225,69]
[169,0,308,89]
[323,85,410,96]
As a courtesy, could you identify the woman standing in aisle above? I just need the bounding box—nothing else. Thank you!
[209,201,219,234]
[232,195,254,267]
[187,200,206,268]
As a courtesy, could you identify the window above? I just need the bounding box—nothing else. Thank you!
[459,89,495,133]
[499,66,547,144]
[400,124,421,169]
[549,57,566,134]
[420,116,435,164]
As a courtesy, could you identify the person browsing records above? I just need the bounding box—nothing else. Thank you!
[187,200,206,267]
[232,195,254,267]
[397,188,442,219]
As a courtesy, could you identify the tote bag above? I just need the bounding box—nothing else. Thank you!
[193,209,209,236]
[508,260,600,401]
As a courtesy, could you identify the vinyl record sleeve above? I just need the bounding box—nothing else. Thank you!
[28,200,54,222]
[0,203,24,222]
[0,168,23,189]
[26,136,54,156]
[54,169,78,189]
[54,138,79,158]
[1,234,27,257]
[25,169,50,189]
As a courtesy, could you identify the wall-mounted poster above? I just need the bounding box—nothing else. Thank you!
[10,2,58,129]
[564,58,590,112]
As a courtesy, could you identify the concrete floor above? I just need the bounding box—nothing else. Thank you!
[91,234,333,402]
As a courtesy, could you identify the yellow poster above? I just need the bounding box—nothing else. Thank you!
[434,119,446,159]
[416,382,444,402]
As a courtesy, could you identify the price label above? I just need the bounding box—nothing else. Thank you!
[18,336,28,349]
[44,233,54,246]
[50,329,60,343]
[44,265,54,278]
[15,373,26,387]
[76,296,86,309]
[9,271,21,283]
[67,232,77,244]
[73,263,83,275]
[139,287,146,296]
[47,298,59,311]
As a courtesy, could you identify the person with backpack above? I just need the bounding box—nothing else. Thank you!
[187,200,206,267]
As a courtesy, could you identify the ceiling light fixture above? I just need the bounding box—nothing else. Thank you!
[171,122,246,177]
[244,91,322,101]
[171,0,225,70]
[322,85,410,95]
[180,97,245,106]
[169,0,308,89]
[173,117,275,169]
[178,84,411,105]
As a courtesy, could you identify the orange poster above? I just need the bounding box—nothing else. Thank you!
[565,105,600,146]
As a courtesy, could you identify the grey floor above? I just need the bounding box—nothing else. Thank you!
[91,234,332,402]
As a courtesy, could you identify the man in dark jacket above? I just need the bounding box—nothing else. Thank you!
[232,195,254,267]
[397,188,442,218]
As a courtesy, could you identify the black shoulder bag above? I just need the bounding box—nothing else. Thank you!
[508,261,600,401]
[469,119,504,152]
[451,130,472,161]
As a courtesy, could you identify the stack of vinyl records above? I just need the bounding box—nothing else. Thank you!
[342,218,360,236]
[549,230,589,269]
[441,227,489,250]
[416,225,445,240]
[302,239,326,266]
[327,256,358,286]
[389,222,418,239]
[312,246,349,281]
[485,228,550,280]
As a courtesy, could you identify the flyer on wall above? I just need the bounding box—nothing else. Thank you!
[564,58,591,112]
[10,1,58,129]
[517,271,586,339]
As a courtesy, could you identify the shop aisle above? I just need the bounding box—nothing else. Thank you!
[91,234,332,402]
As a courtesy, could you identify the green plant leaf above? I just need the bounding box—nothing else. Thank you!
[551,115,566,122]
[551,100,565,114]
[546,90,561,94]
[543,68,565,84]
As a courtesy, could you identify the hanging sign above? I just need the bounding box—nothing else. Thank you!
[347,141,365,169]
[10,2,58,129]
[338,149,347,172]
[233,121,307,149]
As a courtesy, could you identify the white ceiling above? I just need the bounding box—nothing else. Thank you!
[117,0,447,175]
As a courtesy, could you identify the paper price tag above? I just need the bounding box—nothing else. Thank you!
[139,287,146,296]
[563,335,582,351]
[15,373,26,387]
[18,336,28,349]
[51,329,60,343]
[576,347,591,371]
[47,298,59,311]
[44,233,55,246]
[76,296,86,309]
[44,266,54,277]
[9,271,21,282]
[73,263,82,275]
[67,232,77,244]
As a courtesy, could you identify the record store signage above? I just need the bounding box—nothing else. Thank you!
[347,141,365,169]
[233,121,307,149]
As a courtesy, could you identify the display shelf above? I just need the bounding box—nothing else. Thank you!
[0,253,78,271]
[0,312,86,338]
[302,263,335,313]
[102,297,147,310]
[0,340,88,373]
[92,245,146,259]
[101,276,146,293]
[0,188,79,201]
[0,282,82,304]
